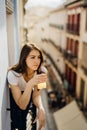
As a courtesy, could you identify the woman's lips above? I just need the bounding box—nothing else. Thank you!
[33,65,38,67]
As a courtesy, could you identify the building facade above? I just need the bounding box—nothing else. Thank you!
[64,0,87,111]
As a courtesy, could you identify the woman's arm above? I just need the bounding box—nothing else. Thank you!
[9,81,33,110]
[9,73,47,110]
[32,86,43,109]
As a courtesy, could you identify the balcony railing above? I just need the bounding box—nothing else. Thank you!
[49,23,64,30]
[66,23,80,35]
[6,0,14,14]
[62,49,78,67]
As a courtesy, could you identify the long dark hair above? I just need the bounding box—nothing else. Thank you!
[10,44,43,74]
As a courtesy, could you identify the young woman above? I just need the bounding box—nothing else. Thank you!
[7,43,48,130]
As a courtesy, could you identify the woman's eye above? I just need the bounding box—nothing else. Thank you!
[31,56,35,59]
[38,56,41,59]
[30,56,41,59]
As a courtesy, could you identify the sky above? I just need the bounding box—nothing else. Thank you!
[25,0,66,9]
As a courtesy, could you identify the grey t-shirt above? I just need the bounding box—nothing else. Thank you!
[7,70,26,91]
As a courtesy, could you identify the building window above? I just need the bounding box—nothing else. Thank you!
[70,70,76,93]
[77,13,80,35]
[71,40,79,57]
[72,14,75,32]
[67,15,70,31]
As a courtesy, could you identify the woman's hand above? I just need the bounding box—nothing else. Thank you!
[33,108,46,130]
[28,73,47,87]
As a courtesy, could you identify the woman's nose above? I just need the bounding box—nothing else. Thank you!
[34,58,40,63]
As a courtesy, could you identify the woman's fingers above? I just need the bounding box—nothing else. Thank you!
[37,74,48,83]
[37,108,46,130]
[29,73,48,86]
[38,119,45,130]
[33,116,38,124]
[38,124,43,130]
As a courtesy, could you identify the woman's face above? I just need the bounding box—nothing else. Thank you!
[26,49,41,71]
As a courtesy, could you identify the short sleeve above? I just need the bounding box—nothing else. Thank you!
[7,70,19,85]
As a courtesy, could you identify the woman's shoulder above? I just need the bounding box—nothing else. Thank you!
[7,70,21,85]
[8,70,21,77]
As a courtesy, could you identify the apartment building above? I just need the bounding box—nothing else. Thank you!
[63,0,87,111]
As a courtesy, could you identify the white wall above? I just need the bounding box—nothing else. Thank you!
[0,0,20,130]
[0,0,10,130]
